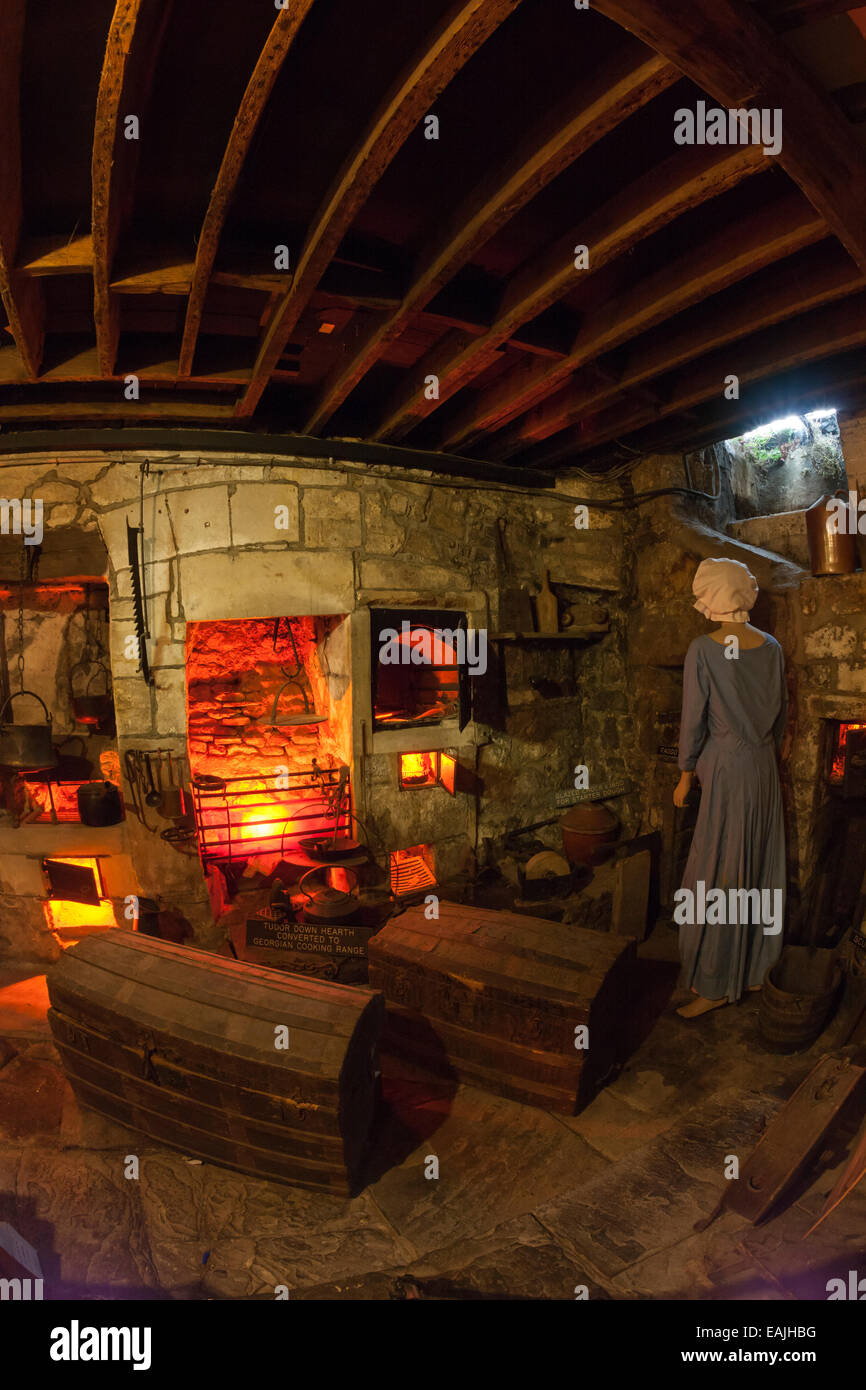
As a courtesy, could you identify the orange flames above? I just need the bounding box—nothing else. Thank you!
[830,722,866,783]
[400,752,436,786]
[43,857,117,939]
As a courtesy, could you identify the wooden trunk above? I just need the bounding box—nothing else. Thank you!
[46,929,384,1195]
[368,901,636,1114]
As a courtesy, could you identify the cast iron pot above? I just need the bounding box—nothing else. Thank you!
[77,780,123,827]
[0,691,57,770]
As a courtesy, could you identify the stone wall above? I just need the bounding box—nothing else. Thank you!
[0,449,628,961]
[623,413,866,937]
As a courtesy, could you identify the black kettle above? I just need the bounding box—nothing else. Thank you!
[77,781,123,826]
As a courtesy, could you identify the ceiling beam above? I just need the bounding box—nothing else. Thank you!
[0,399,236,424]
[592,0,866,273]
[302,43,678,434]
[492,241,863,456]
[92,0,173,378]
[177,1,316,377]
[441,191,826,450]
[234,0,523,421]
[0,2,44,378]
[370,142,765,442]
[756,0,866,28]
[0,426,552,488]
[567,291,866,457]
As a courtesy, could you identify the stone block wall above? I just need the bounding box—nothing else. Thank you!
[0,450,627,960]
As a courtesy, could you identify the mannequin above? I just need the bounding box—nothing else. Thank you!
[674,558,788,1019]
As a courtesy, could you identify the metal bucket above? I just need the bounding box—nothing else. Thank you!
[805,491,859,576]
[0,691,57,770]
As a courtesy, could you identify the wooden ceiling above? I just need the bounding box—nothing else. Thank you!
[0,0,865,474]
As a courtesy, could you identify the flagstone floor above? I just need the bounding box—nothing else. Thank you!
[1,925,864,1301]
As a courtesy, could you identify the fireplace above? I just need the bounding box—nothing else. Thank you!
[370,607,470,731]
[825,720,866,799]
[185,614,353,867]
[399,751,457,792]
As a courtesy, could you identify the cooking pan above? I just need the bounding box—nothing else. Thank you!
[0,691,57,770]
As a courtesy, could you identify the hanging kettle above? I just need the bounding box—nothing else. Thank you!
[70,659,115,733]
[298,867,361,925]
[804,491,859,576]
[0,691,57,770]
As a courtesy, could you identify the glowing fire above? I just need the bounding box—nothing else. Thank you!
[43,857,117,938]
[24,781,85,822]
[830,722,866,783]
[401,752,436,787]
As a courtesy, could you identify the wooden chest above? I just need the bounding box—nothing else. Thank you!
[47,930,384,1195]
[368,902,636,1114]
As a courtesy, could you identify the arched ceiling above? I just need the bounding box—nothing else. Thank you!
[0,0,865,476]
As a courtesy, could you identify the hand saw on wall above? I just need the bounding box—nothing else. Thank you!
[126,519,153,687]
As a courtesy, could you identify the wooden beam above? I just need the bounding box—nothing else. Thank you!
[0,426,553,488]
[235,0,523,421]
[441,192,826,450]
[835,80,866,123]
[0,400,236,424]
[17,233,94,277]
[92,0,173,378]
[371,142,765,442]
[492,241,864,456]
[757,0,866,27]
[302,44,678,434]
[592,0,866,273]
[569,291,866,455]
[177,2,315,377]
[0,2,45,378]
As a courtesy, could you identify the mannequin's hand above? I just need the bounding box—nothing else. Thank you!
[673,772,694,808]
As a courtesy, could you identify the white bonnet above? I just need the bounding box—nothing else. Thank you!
[692,557,758,623]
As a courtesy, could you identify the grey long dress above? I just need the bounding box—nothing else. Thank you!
[677,631,787,1002]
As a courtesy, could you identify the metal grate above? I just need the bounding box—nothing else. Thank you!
[191,765,351,867]
[390,849,437,897]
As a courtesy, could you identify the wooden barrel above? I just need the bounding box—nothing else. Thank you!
[47,929,384,1194]
[758,945,842,1053]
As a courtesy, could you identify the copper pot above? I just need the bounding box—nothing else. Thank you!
[805,491,859,576]
[560,802,619,865]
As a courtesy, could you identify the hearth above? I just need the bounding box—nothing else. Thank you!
[826,720,866,800]
[185,614,352,868]
[191,764,352,868]
[399,750,457,792]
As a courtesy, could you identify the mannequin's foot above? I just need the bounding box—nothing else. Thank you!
[677,994,728,1018]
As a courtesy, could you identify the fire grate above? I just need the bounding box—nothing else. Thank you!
[390,845,437,897]
[191,764,352,867]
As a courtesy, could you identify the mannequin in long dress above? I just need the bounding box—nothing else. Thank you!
[674,559,788,1019]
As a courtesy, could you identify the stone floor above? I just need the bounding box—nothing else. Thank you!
[1,924,865,1301]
